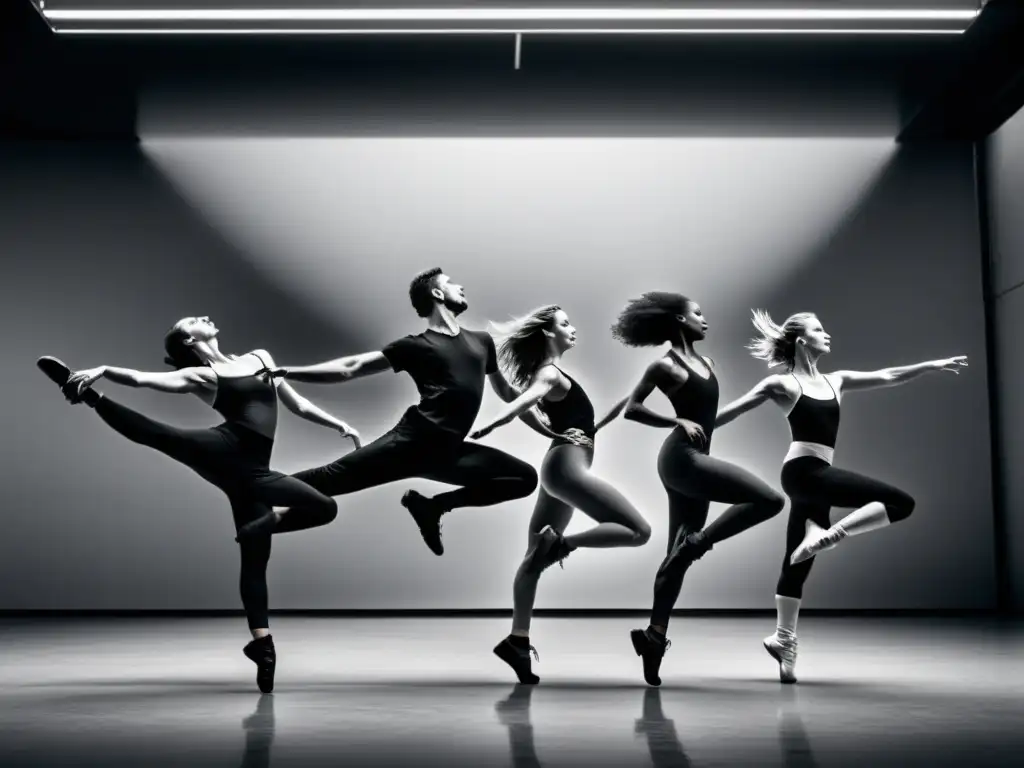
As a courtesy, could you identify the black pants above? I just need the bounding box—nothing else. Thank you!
[651,429,785,627]
[293,417,539,511]
[776,456,915,599]
[91,397,337,629]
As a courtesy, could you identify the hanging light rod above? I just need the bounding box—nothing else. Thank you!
[40,9,980,22]
[51,27,969,35]
[33,3,980,35]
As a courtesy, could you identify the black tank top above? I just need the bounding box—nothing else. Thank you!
[665,350,719,446]
[539,366,596,439]
[212,352,278,441]
[786,374,840,448]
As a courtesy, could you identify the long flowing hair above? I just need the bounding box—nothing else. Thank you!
[490,304,562,389]
[747,309,816,370]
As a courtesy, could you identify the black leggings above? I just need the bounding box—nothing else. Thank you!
[776,456,915,599]
[512,442,650,632]
[292,418,538,511]
[651,429,785,628]
[90,397,337,629]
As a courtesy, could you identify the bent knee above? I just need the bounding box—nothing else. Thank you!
[518,465,540,493]
[886,492,915,523]
[633,522,653,546]
[761,490,786,517]
[318,496,339,523]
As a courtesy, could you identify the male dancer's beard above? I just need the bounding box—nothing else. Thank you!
[443,297,469,316]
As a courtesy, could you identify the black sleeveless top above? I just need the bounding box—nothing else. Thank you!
[538,365,596,439]
[786,374,841,448]
[212,352,278,441]
[665,350,719,448]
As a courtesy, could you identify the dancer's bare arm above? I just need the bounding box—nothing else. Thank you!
[254,350,362,448]
[832,356,967,393]
[67,365,215,394]
[623,358,706,446]
[474,367,562,440]
[271,351,392,384]
[594,396,629,433]
[715,375,790,428]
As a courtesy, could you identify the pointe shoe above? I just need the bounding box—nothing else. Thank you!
[763,632,798,684]
[790,525,847,565]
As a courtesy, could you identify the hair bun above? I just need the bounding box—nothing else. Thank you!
[163,356,177,367]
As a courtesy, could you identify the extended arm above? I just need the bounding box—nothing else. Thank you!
[623,361,680,429]
[68,365,212,394]
[476,369,560,439]
[594,396,629,433]
[487,369,563,440]
[834,355,967,393]
[716,376,784,428]
[275,351,392,384]
[254,350,362,447]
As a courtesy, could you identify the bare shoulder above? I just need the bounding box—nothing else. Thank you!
[249,348,276,367]
[763,373,798,401]
[534,364,563,384]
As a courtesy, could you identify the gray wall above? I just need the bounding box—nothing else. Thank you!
[989,107,1024,610]
[0,135,992,610]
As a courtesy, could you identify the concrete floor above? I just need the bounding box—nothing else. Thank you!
[1,616,1021,767]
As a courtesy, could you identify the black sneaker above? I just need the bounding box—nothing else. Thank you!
[242,635,277,694]
[402,490,444,556]
[37,356,90,404]
[631,628,671,687]
[494,637,540,684]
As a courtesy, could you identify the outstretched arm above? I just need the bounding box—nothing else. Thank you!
[273,351,391,384]
[476,368,563,440]
[833,356,968,393]
[487,369,563,440]
[255,350,362,448]
[594,396,629,433]
[67,365,213,394]
[716,375,785,428]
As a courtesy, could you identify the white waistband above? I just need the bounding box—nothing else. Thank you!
[784,441,834,466]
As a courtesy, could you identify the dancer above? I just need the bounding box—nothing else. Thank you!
[715,309,967,683]
[469,305,651,684]
[36,315,359,693]
[612,292,785,687]
[251,268,541,555]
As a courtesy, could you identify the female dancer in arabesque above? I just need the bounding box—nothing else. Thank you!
[37,315,360,693]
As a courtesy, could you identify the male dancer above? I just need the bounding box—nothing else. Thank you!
[237,268,546,555]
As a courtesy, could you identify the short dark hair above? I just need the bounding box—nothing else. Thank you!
[409,267,443,317]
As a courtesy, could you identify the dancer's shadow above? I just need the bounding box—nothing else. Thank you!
[634,688,693,767]
[776,688,818,768]
[240,694,276,768]
[495,684,544,768]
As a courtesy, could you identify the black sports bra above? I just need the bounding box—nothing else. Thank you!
[786,374,841,448]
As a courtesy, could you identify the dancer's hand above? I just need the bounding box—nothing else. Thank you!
[470,425,495,441]
[560,428,594,449]
[337,424,362,449]
[676,418,706,447]
[936,355,968,373]
[265,367,289,379]
[66,366,106,392]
